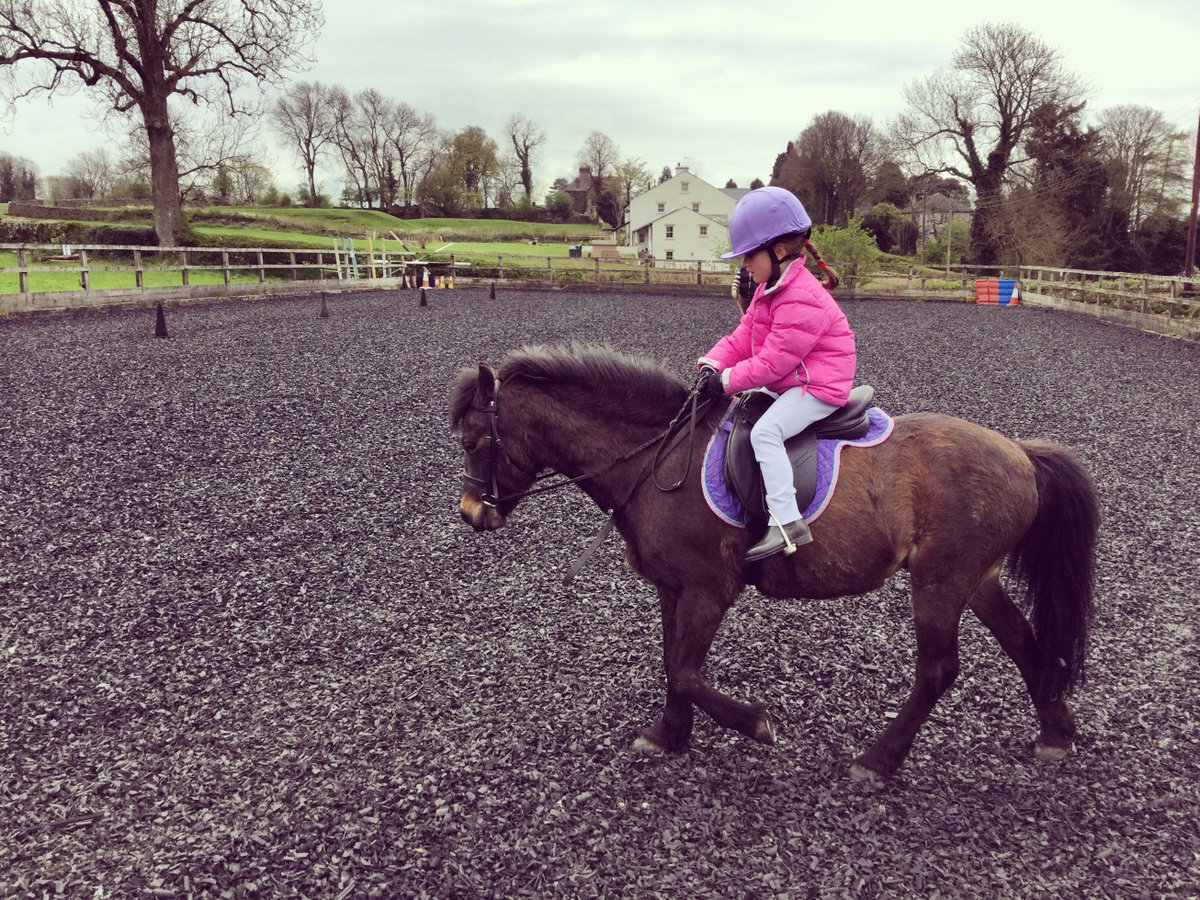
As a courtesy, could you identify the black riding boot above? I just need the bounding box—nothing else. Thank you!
[746,519,812,561]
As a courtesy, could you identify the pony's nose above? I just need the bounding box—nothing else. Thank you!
[459,495,505,531]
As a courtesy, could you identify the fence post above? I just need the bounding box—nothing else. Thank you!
[450,253,455,284]
[645,258,651,285]
[134,249,144,289]
[907,266,913,290]
[79,249,89,291]
[498,254,504,281]
[696,260,702,285]
[17,247,28,294]
[290,251,297,282]
[257,250,265,283]
[547,256,552,286]
[595,256,601,284]
[181,250,189,286]
[222,250,231,287]
[1141,277,1148,314]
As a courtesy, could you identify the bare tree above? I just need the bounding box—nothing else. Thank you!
[233,162,275,205]
[120,107,262,206]
[385,102,437,209]
[330,87,376,208]
[774,111,883,224]
[505,114,545,200]
[0,0,321,244]
[64,148,115,198]
[893,22,1084,264]
[1097,104,1190,227]
[492,152,523,210]
[578,131,619,213]
[272,81,338,208]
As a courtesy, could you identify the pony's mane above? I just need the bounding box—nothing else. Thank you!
[504,344,690,425]
[450,344,694,429]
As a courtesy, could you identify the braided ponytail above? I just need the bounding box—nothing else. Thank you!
[803,238,840,291]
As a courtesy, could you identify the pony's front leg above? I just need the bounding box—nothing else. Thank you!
[635,585,773,754]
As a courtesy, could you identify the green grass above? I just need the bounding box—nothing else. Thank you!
[191,207,604,242]
[0,250,269,294]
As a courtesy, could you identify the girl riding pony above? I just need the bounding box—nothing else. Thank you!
[698,186,857,561]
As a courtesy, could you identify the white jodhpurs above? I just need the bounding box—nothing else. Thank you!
[749,388,840,525]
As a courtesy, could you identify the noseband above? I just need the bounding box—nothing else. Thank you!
[462,381,526,509]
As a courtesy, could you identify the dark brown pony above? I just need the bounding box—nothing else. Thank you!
[450,345,1099,779]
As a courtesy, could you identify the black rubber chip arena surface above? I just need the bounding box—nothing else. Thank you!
[2,289,1197,897]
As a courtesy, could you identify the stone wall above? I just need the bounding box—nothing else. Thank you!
[7,201,114,222]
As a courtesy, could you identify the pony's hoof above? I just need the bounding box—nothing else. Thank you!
[753,713,776,745]
[850,762,886,782]
[632,735,667,755]
[1035,741,1073,762]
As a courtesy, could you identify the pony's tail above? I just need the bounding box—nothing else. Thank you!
[804,238,840,291]
[1010,440,1100,701]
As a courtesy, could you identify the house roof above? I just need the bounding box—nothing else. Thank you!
[722,188,750,202]
[905,192,973,214]
[562,167,595,195]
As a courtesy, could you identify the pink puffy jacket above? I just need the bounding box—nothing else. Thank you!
[699,258,856,406]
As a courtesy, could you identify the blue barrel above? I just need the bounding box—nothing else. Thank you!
[998,279,1017,305]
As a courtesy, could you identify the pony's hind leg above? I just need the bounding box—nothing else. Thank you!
[852,581,964,780]
[635,585,773,753]
[634,586,695,754]
[968,571,1076,759]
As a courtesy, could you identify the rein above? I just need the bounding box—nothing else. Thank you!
[464,378,719,584]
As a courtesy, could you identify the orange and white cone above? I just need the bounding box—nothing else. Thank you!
[421,269,430,289]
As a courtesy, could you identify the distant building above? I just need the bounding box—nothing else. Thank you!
[623,165,746,262]
[904,192,973,240]
[562,166,597,218]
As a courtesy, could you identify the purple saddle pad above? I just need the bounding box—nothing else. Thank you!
[702,405,895,528]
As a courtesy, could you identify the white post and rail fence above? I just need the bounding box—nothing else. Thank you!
[1,242,1196,340]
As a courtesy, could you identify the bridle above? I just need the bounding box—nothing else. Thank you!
[460,376,720,581]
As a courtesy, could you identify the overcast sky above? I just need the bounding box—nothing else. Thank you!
[2,0,1198,198]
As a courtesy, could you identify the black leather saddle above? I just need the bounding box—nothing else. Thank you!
[723,385,875,527]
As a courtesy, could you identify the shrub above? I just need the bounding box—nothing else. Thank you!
[810,218,879,282]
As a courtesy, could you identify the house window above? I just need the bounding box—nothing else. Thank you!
[692,203,700,212]
[681,181,689,193]
[699,225,708,236]
[665,251,674,260]
[657,202,665,213]
[665,225,674,238]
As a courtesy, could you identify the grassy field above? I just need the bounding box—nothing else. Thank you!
[0,251,266,293]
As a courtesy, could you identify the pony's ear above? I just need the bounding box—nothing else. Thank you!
[476,363,497,403]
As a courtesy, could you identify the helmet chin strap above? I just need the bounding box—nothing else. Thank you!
[764,243,802,290]
[764,242,783,289]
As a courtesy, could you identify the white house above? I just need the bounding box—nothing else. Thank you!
[624,165,748,262]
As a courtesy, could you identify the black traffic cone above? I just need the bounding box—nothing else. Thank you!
[489,282,496,300]
[318,292,329,318]
[154,303,169,338]
[419,288,428,307]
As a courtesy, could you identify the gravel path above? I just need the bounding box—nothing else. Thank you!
[1,289,1198,898]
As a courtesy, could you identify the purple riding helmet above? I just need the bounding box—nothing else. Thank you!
[721,186,813,259]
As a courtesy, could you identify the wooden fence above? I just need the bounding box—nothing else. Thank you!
[2,243,1196,332]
